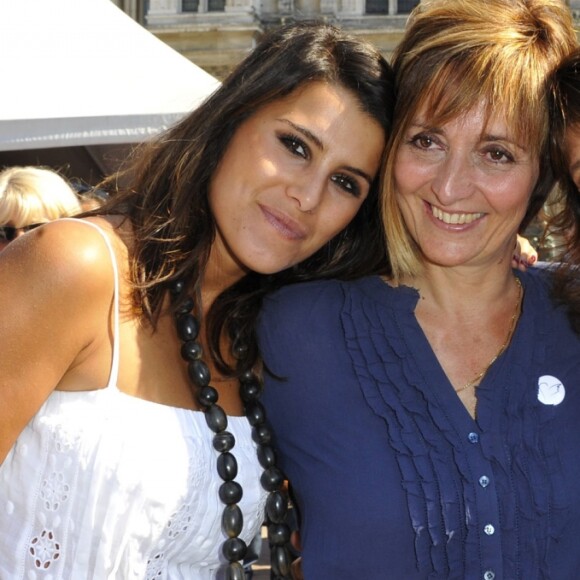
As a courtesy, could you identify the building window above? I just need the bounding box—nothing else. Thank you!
[366,0,387,13]
[182,0,225,12]
[208,0,225,10]
[397,0,420,13]
[366,0,420,14]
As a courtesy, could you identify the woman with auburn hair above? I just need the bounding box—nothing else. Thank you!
[259,1,580,578]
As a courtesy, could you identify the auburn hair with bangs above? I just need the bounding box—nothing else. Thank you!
[382,0,577,281]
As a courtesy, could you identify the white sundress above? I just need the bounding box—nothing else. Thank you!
[0,219,267,579]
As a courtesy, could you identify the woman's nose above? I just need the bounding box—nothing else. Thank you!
[286,174,326,212]
[430,153,475,204]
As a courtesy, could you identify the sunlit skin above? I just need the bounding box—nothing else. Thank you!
[565,124,580,191]
[394,103,539,274]
[207,81,386,291]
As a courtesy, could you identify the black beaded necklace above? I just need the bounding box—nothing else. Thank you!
[171,280,292,580]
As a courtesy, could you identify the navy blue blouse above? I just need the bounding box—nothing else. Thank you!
[258,269,580,580]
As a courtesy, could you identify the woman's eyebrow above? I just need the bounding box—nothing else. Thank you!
[481,133,528,152]
[279,119,374,185]
[279,119,323,150]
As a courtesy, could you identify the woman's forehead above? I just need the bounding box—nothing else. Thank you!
[408,92,539,151]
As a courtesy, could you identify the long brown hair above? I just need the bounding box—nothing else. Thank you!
[549,48,580,333]
[94,21,394,374]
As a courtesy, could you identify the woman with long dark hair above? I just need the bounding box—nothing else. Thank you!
[0,22,394,579]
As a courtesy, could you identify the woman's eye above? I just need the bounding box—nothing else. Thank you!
[410,134,436,150]
[485,147,515,164]
[331,174,361,197]
[280,134,309,159]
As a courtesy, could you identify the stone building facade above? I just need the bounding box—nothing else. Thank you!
[113,0,580,79]
[112,0,421,78]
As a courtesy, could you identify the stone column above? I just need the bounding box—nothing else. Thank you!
[320,0,336,14]
[337,0,364,16]
[225,0,251,10]
[147,0,180,15]
[295,0,321,15]
[278,0,294,14]
[110,0,140,20]
[259,0,278,14]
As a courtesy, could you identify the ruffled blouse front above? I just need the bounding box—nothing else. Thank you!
[259,271,580,580]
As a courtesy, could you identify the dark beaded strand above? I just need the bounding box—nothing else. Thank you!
[240,372,293,579]
[171,281,292,579]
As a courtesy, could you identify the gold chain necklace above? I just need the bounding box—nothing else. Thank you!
[456,277,523,393]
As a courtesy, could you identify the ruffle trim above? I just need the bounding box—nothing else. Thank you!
[340,275,570,579]
[476,273,570,578]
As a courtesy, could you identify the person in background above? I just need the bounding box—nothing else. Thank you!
[258,1,579,578]
[0,22,393,579]
[0,165,81,250]
[70,178,110,211]
[548,47,580,333]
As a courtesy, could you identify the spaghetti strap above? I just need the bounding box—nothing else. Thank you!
[57,217,121,390]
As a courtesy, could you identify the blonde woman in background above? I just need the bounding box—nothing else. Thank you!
[0,166,81,250]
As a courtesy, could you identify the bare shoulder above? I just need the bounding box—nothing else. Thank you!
[0,217,125,301]
[0,216,130,361]
[0,217,131,462]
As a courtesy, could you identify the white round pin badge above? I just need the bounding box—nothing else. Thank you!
[537,375,566,406]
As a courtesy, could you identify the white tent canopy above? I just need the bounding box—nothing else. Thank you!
[0,0,220,152]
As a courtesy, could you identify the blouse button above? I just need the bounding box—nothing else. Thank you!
[468,432,479,443]
[484,571,495,580]
[484,524,495,535]
[479,475,490,488]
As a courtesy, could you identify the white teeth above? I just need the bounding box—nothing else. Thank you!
[431,205,484,225]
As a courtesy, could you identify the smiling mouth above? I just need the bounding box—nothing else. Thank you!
[430,204,485,225]
[259,204,307,240]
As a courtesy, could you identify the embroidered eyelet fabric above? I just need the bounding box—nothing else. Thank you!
[0,220,267,579]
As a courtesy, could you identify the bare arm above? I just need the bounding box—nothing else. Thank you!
[0,219,115,463]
